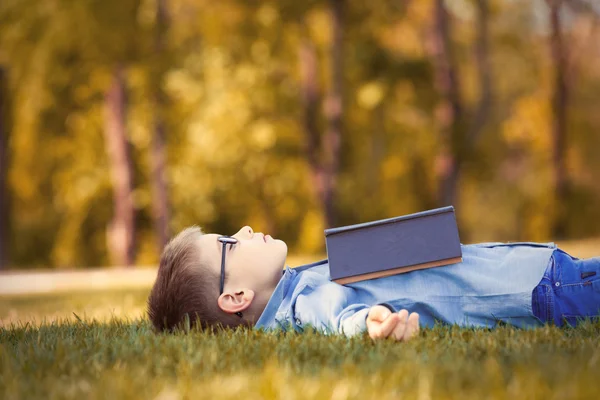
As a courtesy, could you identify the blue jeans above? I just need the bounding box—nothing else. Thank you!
[532,249,600,326]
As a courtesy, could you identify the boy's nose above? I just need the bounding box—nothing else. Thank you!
[235,225,254,239]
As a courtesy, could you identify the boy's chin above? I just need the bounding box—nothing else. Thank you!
[274,238,287,249]
[273,240,288,258]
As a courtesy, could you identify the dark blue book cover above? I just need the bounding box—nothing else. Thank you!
[325,206,462,284]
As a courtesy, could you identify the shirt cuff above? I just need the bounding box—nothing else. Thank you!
[377,303,397,313]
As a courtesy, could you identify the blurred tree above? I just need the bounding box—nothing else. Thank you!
[322,0,344,228]
[104,65,136,266]
[0,0,599,268]
[430,0,492,209]
[0,66,8,269]
[299,32,324,222]
[149,0,171,250]
[548,0,570,239]
[94,1,143,266]
[0,0,144,267]
[298,0,345,230]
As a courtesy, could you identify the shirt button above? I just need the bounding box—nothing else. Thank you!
[555,282,560,287]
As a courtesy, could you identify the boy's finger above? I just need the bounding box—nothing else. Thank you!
[401,312,420,342]
[369,313,398,339]
[391,309,409,341]
[367,305,392,323]
[378,313,400,338]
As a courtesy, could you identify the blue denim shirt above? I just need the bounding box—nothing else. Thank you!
[255,242,557,336]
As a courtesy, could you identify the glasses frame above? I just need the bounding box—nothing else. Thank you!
[218,235,243,318]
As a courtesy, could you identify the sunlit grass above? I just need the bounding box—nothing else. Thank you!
[1,244,600,399]
[2,289,600,399]
[0,288,150,326]
[2,312,600,399]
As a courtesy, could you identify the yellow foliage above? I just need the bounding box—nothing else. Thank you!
[502,93,552,154]
[381,156,407,181]
[306,8,332,47]
[250,120,276,151]
[379,20,425,58]
[3,0,600,267]
[357,81,385,110]
[256,4,278,28]
[297,209,326,254]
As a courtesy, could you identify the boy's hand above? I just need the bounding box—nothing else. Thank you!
[366,305,420,342]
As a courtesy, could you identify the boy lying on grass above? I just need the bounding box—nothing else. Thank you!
[147,226,600,342]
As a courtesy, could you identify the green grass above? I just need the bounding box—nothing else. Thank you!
[2,289,600,399]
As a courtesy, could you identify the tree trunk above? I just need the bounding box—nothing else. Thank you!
[431,0,491,208]
[322,0,344,228]
[299,1,344,229]
[548,0,569,238]
[0,67,9,270]
[431,0,465,207]
[150,0,170,251]
[104,65,136,266]
[299,35,327,219]
[467,0,492,145]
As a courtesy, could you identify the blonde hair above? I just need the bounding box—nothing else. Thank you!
[147,226,240,332]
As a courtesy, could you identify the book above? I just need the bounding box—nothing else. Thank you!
[325,206,462,285]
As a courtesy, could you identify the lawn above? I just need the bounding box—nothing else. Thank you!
[1,288,600,399]
[1,241,600,400]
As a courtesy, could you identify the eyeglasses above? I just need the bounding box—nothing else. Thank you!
[218,235,243,318]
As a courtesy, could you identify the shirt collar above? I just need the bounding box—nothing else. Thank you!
[291,258,328,273]
[254,266,297,329]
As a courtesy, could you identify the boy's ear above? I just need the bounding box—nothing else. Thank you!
[217,288,255,315]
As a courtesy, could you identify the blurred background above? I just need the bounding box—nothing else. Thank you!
[0,0,599,271]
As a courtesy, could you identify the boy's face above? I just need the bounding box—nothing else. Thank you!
[197,226,288,295]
